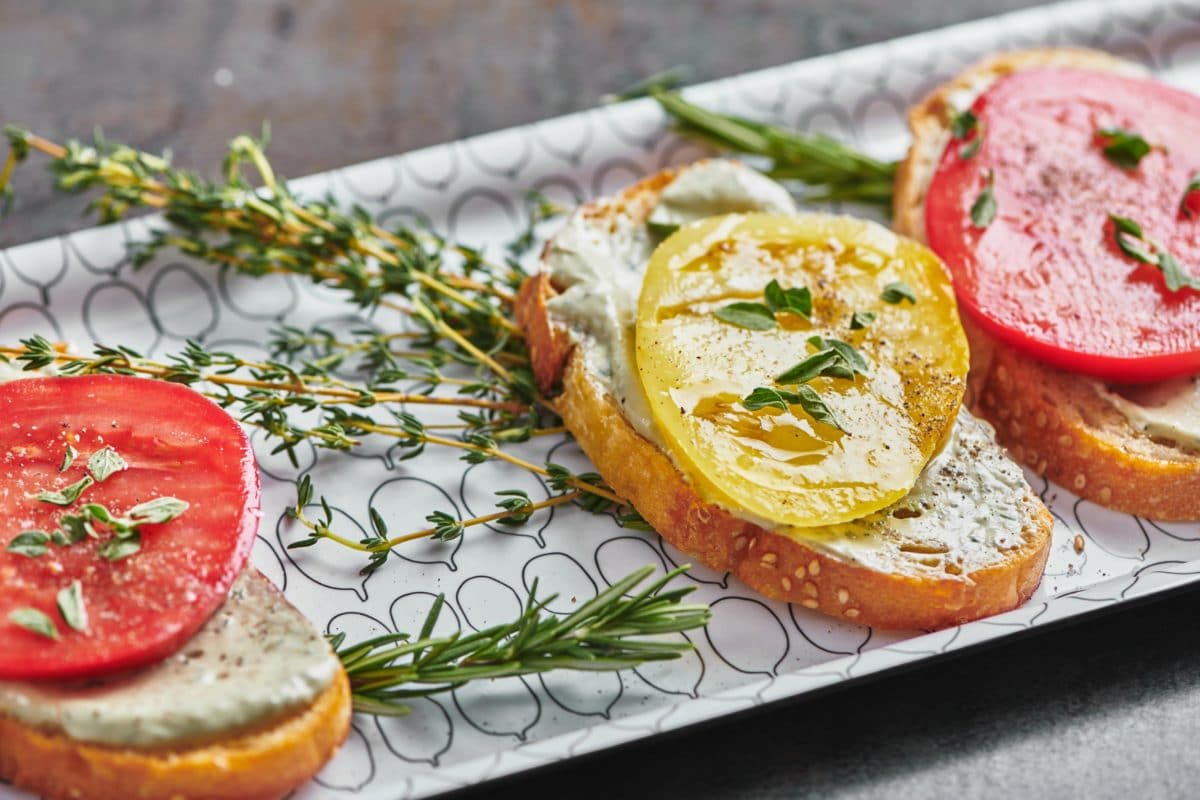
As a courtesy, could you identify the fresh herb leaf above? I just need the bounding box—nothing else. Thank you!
[56,580,87,632]
[791,384,844,431]
[1096,127,1153,169]
[743,386,805,412]
[6,530,50,558]
[425,510,464,542]
[1108,214,1200,293]
[777,350,845,385]
[777,348,854,384]
[1156,250,1200,293]
[649,89,898,209]
[743,385,844,430]
[617,508,655,531]
[950,109,983,159]
[1109,214,1155,263]
[333,564,710,716]
[970,171,997,229]
[56,513,91,545]
[849,310,876,329]
[8,608,59,640]
[36,475,95,507]
[744,386,844,430]
[126,496,189,525]
[764,279,812,318]
[98,532,141,562]
[714,302,776,331]
[807,335,870,375]
[647,220,681,238]
[881,280,917,305]
[494,489,534,525]
[59,443,77,472]
[604,66,690,103]
[87,445,127,483]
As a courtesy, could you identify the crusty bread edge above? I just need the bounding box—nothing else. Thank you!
[0,573,352,800]
[519,169,1053,630]
[894,47,1200,520]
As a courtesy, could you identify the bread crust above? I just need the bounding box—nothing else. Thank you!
[519,169,1052,630]
[0,589,352,800]
[894,47,1200,520]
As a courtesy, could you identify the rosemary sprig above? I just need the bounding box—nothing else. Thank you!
[334,564,711,716]
[650,89,897,208]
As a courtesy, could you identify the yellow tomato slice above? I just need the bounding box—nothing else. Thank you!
[635,213,968,527]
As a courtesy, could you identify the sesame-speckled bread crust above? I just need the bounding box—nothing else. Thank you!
[517,168,1053,630]
[894,48,1200,520]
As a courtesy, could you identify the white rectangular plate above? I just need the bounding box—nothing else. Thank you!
[3,1,1200,797]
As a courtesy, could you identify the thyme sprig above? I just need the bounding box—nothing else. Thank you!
[649,89,897,208]
[0,125,536,402]
[0,128,631,573]
[334,564,711,716]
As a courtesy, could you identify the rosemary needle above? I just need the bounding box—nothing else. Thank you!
[333,565,710,716]
[649,88,898,209]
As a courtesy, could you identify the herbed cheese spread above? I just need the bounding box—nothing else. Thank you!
[1099,377,1200,450]
[0,569,339,747]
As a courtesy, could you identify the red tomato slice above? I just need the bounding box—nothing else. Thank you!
[926,68,1200,382]
[0,375,259,680]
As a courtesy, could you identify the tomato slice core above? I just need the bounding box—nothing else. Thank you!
[0,375,259,680]
[925,68,1200,382]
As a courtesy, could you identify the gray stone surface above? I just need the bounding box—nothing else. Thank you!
[4,2,1199,798]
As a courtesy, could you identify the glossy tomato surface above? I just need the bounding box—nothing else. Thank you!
[926,68,1200,382]
[0,375,259,680]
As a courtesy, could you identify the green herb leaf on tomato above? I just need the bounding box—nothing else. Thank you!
[714,302,776,331]
[881,280,917,305]
[1156,251,1200,293]
[970,171,997,229]
[56,581,87,633]
[1108,214,1200,293]
[6,530,50,558]
[9,608,59,641]
[59,443,77,473]
[98,532,141,562]
[87,445,127,483]
[127,496,190,525]
[36,475,95,507]
[950,109,983,159]
[1095,127,1154,169]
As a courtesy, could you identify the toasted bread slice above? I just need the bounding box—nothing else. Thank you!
[893,48,1200,520]
[517,164,1053,630]
[0,569,352,800]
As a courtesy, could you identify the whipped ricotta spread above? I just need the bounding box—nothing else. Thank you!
[543,160,796,444]
[1098,377,1200,450]
[0,569,339,747]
